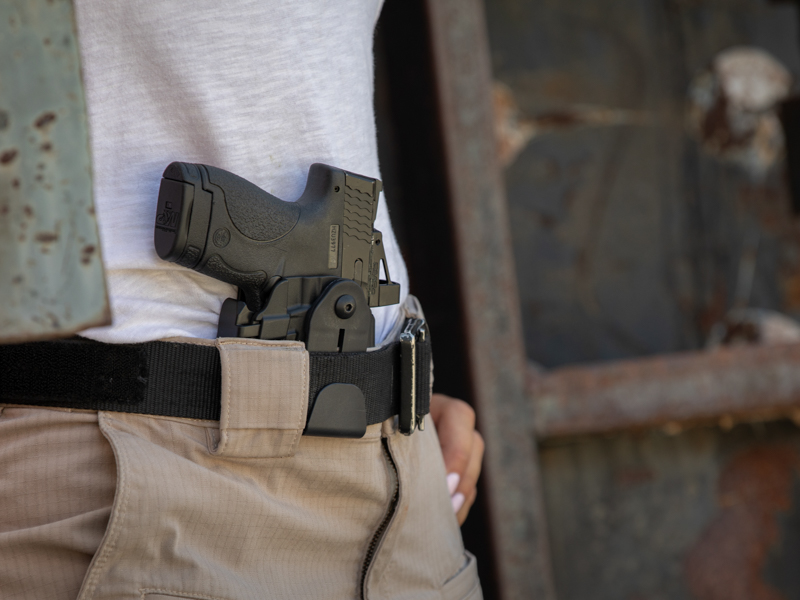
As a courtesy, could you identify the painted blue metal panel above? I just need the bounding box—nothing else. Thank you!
[0,0,109,342]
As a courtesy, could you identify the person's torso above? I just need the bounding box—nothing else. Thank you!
[74,0,407,344]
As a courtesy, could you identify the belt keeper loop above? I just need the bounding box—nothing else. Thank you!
[213,338,309,458]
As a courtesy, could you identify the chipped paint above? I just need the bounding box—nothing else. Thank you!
[685,445,800,600]
[493,81,651,167]
[688,47,791,179]
[707,308,800,348]
[0,0,109,342]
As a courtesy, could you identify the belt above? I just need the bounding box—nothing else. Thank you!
[0,326,431,438]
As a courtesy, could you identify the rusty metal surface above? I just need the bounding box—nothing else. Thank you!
[685,443,800,600]
[540,421,800,600]
[482,0,800,597]
[530,342,800,440]
[484,0,800,368]
[424,0,556,598]
[0,0,109,343]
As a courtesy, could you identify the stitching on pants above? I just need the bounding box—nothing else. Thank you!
[284,350,309,457]
[139,589,229,600]
[78,415,132,599]
[136,412,218,425]
[286,353,308,456]
[0,403,98,415]
[371,433,405,594]
[218,348,232,454]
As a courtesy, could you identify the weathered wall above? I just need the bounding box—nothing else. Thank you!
[485,0,800,598]
[485,0,800,367]
[541,422,800,600]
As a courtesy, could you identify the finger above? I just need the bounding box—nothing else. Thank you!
[455,430,484,502]
[429,393,454,424]
[432,396,476,478]
[451,431,484,524]
[456,488,477,526]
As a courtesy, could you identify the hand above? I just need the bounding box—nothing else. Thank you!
[430,393,485,526]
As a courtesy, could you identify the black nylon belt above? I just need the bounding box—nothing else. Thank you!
[0,337,431,427]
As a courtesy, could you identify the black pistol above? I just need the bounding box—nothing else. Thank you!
[153,162,400,352]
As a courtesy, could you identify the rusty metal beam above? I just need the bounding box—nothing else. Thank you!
[531,343,800,440]
[424,1,557,598]
[0,0,109,343]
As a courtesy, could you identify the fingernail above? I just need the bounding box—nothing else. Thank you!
[451,492,465,513]
[446,473,460,496]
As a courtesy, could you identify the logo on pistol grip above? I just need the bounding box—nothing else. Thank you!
[156,201,179,230]
[213,228,231,248]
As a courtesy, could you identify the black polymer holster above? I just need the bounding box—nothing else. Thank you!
[153,162,428,437]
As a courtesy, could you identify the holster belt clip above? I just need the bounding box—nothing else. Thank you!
[304,318,430,438]
[399,318,427,435]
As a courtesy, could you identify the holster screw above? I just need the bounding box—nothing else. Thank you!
[335,294,356,319]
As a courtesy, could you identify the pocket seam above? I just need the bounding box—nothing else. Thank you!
[440,551,481,600]
[77,415,133,599]
[140,588,229,600]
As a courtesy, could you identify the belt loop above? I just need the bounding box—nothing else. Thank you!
[212,338,309,458]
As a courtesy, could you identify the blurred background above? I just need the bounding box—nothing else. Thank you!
[375,0,800,599]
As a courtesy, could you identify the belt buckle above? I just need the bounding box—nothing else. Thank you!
[399,317,426,435]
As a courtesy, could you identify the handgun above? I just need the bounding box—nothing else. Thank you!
[153,162,400,352]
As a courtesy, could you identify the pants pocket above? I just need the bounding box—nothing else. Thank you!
[441,552,482,600]
[0,407,117,600]
[142,592,225,600]
[79,411,394,599]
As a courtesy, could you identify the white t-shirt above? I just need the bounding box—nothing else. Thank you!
[74,0,407,345]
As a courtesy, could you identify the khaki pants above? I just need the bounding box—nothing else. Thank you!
[0,317,481,600]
